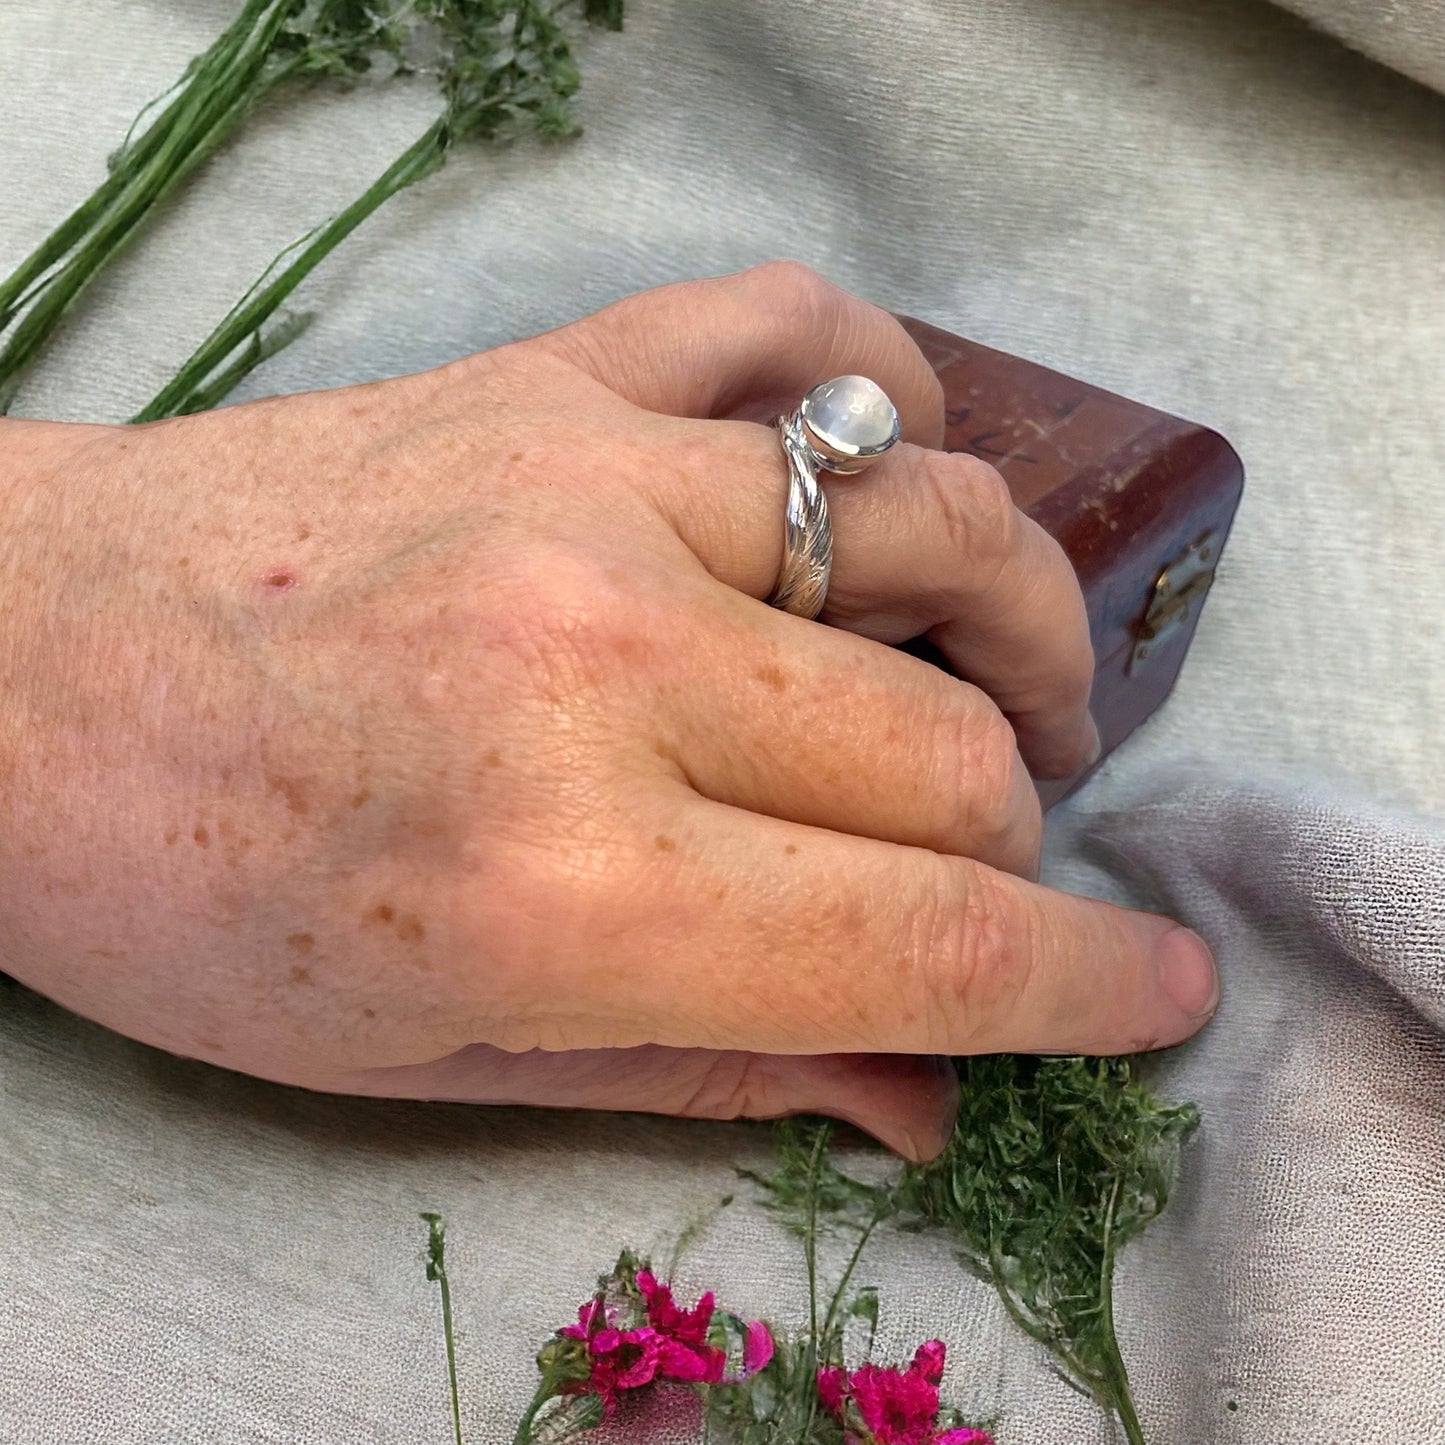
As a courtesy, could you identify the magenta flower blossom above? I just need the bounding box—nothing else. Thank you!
[635,1270,727,1382]
[817,1341,994,1445]
[636,1270,714,1344]
[555,1272,778,1414]
[743,1318,775,1376]
[558,1298,666,1413]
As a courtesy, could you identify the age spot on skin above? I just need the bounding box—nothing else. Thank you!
[655,834,676,852]
[290,965,313,985]
[362,902,425,943]
[194,825,210,848]
[165,828,179,846]
[755,665,788,692]
[482,749,502,768]
[351,790,371,810]
[785,844,798,855]
[286,932,314,955]
[265,771,310,816]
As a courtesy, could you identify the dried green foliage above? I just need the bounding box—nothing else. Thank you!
[132,0,621,421]
[716,1126,890,1445]
[0,1,621,417]
[746,1057,1200,1445]
[0,0,421,411]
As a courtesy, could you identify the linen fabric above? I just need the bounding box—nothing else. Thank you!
[1,0,1442,1440]
[1272,0,1445,92]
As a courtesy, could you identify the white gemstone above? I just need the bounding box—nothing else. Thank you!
[800,375,898,456]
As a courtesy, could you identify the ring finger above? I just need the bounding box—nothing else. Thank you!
[647,417,1099,781]
[647,571,1044,881]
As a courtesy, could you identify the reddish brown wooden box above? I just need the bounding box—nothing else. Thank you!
[893,316,1245,812]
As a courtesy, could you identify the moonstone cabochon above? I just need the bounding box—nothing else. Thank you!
[799,374,901,461]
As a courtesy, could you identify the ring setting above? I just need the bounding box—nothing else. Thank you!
[766,374,900,619]
[797,374,902,473]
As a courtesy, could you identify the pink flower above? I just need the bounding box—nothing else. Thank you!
[560,1297,611,1340]
[549,1269,779,1420]
[743,1319,775,1376]
[636,1271,714,1345]
[818,1364,849,1415]
[557,1312,665,1414]
[911,1340,947,1385]
[816,1341,994,1445]
[634,1270,727,1382]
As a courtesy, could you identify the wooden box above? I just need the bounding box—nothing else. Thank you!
[893,316,1246,812]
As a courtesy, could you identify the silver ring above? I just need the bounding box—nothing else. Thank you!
[766,375,901,620]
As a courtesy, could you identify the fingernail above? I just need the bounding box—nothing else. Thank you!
[1158,926,1220,1019]
[1082,714,1104,769]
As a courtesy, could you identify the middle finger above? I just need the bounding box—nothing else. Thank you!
[642,415,1099,781]
[653,579,1044,881]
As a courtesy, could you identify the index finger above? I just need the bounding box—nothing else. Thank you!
[530,259,947,444]
[539,794,1220,1059]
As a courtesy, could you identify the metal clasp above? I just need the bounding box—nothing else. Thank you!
[1128,531,1218,674]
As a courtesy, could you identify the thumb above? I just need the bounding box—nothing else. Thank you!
[339,1043,959,1164]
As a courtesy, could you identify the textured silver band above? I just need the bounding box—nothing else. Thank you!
[765,409,833,620]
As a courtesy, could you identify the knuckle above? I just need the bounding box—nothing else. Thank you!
[919,452,1020,593]
[473,544,631,684]
[913,867,1033,1051]
[678,1053,773,1121]
[947,699,1025,837]
[460,824,644,996]
[742,258,841,327]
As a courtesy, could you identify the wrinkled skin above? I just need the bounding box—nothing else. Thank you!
[0,263,1217,1160]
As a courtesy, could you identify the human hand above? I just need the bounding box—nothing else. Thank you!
[0,262,1218,1162]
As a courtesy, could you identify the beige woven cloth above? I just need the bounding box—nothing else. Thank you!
[2,1,1442,1440]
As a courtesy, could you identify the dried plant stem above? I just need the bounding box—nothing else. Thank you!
[131,119,447,422]
[421,1213,465,1445]
[0,0,305,411]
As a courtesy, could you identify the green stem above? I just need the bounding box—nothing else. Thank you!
[0,0,281,330]
[1096,1175,1145,1445]
[818,1209,881,1351]
[421,1213,464,1445]
[799,1124,829,1442]
[131,117,449,423]
[510,1372,564,1445]
[0,0,303,411]
[150,309,315,419]
[438,1269,464,1445]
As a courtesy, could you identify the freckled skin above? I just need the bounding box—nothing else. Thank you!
[0,265,1167,1157]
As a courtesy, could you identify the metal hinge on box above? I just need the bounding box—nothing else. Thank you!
[1128,530,1218,675]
